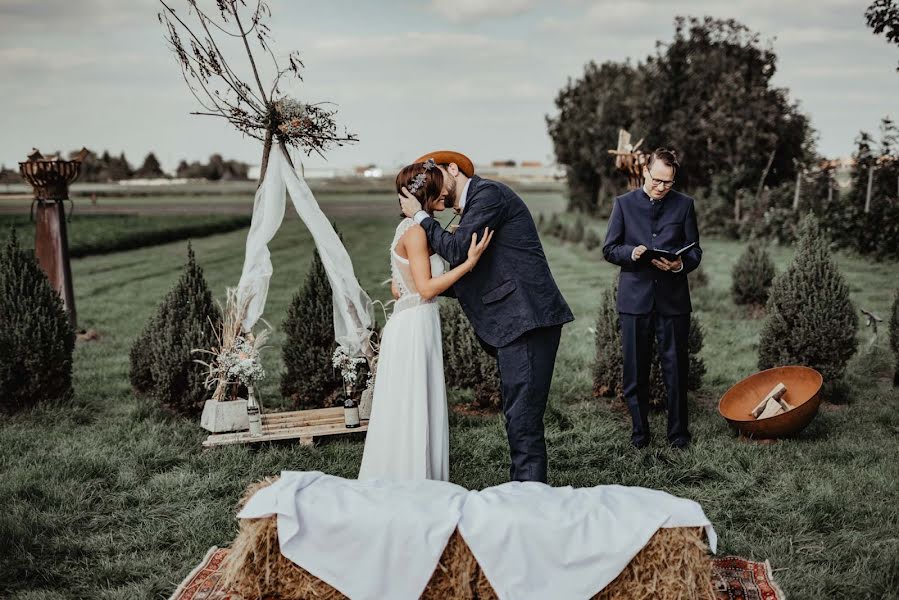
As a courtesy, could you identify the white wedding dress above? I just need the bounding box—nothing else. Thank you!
[358,218,450,481]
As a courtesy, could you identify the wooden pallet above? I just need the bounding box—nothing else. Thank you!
[202,407,367,448]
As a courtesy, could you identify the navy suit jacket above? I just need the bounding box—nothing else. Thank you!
[602,188,702,316]
[419,175,573,348]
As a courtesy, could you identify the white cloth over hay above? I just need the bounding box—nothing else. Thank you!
[238,471,717,600]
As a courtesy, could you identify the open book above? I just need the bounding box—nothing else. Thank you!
[639,241,696,263]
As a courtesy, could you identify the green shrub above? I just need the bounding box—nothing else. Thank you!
[137,243,221,415]
[0,229,75,413]
[593,280,705,407]
[688,265,709,292]
[568,220,585,244]
[758,214,858,386]
[584,228,602,251]
[686,317,707,391]
[731,245,776,306]
[891,289,899,387]
[440,300,501,411]
[0,214,252,258]
[592,283,623,399]
[128,326,155,394]
[281,250,344,408]
[546,214,564,239]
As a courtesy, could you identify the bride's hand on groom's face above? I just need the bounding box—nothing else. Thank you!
[399,187,419,218]
[465,227,494,270]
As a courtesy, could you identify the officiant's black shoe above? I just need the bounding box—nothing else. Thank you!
[631,437,649,449]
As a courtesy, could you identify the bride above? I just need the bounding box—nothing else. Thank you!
[358,159,493,481]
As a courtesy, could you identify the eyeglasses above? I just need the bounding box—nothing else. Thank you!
[649,176,674,189]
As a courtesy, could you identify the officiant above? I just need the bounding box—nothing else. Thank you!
[602,148,702,449]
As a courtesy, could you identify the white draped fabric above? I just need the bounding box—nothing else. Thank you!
[239,471,717,600]
[238,471,467,600]
[458,482,718,600]
[236,142,373,356]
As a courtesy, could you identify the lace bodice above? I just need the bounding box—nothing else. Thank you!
[391,218,446,302]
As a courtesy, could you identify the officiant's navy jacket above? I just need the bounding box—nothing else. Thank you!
[602,188,702,315]
[420,176,573,348]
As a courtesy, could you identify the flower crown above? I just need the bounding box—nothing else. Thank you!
[407,158,437,194]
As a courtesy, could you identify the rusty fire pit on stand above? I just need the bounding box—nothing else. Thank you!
[18,148,88,329]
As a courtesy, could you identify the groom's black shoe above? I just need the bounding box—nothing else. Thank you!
[631,436,650,449]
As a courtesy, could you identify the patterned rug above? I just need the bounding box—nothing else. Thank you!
[169,547,786,600]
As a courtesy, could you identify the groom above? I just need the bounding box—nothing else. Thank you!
[400,150,573,483]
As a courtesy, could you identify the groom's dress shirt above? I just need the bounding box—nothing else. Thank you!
[602,186,701,316]
[414,178,471,224]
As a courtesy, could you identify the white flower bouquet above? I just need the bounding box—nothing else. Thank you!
[194,288,271,401]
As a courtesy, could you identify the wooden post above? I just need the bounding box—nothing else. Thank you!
[793,170,801,210]
[865,167,874,213]
[34,201,77,328]
[827,178,833,204]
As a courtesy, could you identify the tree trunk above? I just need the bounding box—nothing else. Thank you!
[755,146,777,206]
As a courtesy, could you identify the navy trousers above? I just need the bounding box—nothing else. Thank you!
[620,313,691,446]
[481,325,562,482]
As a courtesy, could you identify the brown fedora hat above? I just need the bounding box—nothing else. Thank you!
[413,150,475,178]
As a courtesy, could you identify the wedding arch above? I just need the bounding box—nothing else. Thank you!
[159,0,375,361]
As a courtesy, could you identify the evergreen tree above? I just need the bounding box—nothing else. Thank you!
[281,250,343,408]
[440,300,501,411]
[135,152,166,179]
[758,214,858,385]
[144,243,221,415]
[593,279,705,405]
[890,289,899,386]
[688,265,709,292]
[686,318,707,391]
[568,220,585,244]
[731,245,776,306]
[584,228,603,251]
[128,325,155,394]
[0,229,75,413]
[592,283,623,399]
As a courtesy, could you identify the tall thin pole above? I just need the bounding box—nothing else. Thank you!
[865,167,874,213]
[793,170,802,210]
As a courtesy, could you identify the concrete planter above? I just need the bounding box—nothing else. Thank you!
[200,398,250,433]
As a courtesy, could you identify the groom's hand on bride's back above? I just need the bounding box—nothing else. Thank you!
[399,187,420,219]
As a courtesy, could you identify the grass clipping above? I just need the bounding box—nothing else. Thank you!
[220,478,714,600]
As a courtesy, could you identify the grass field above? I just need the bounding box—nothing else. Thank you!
[0,214,251,258]
[1,191,898,599]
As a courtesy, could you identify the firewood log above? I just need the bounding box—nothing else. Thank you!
[750,382,787,417]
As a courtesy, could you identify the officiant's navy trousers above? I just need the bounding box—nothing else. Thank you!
[484,325,562,483]
[620,313,691,447]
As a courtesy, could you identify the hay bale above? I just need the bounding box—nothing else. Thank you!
[221,479,714,600]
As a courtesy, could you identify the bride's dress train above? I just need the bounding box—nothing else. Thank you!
[358,218,449,481]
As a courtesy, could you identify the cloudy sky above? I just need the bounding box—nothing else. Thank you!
[1,0,897,172]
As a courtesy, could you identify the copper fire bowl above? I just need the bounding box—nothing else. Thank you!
[718,365,824,439]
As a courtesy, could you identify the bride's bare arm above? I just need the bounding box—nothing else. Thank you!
[404,225,493,301]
